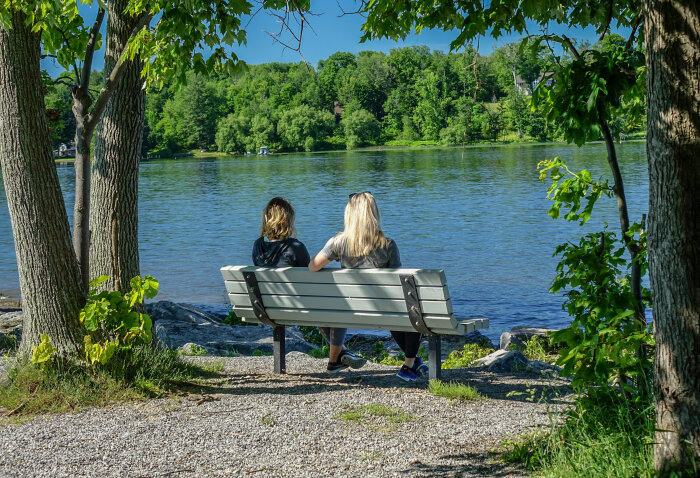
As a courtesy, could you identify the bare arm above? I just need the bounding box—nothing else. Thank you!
[308,252,331,271]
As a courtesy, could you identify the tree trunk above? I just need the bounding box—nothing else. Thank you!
[90,0,145,292]
[72,88,93,290]
[645,0,700,473]
[0,12,85,357]
[598,115,644,322]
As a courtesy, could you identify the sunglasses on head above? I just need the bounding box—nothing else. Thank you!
[349,191,372,199]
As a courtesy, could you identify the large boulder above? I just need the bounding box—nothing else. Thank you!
[499,325,558,351]
[146,301,314,356]
[474,349,529,373]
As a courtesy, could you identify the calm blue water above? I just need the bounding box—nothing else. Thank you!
[0,143,649,341]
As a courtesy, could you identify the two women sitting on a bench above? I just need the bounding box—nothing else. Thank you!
[252,193,428,382]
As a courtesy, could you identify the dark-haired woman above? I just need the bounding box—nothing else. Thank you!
[252,197,366,374]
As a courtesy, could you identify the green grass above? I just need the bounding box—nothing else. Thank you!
[197,359,225,373]
[0,343,217,416]
[498,389,658,477]
[428,379,482,401]
[252,349,273,357]
[339,403,414,425]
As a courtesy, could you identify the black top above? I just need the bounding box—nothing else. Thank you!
[252,237,311,268]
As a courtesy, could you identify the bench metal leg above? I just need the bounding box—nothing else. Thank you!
[429,334,441,381]
[273,325,286,374]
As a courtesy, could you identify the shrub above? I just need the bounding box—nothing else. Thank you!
[309,345,329,359]
[79,275,158,367]
[442,343,494,369]
[299,326,325,346]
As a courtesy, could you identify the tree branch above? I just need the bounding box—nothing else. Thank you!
[598,0,613,41]
[80,8,106,92]
[626,11,643,51]
[262,0,317,63]
[561,35,581,59]
[55,26,82,83]
[337,0,368,17]
[84,13,153,133]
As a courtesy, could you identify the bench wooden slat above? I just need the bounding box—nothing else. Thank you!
[224,280,450,301]
[232,306,458,330]
[237,315,470,335]
[457,318,490,330]
[227,293,453,315]
[221,266,447,287]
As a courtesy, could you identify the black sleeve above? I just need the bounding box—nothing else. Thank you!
[287,239,311,267]
[387,239,402,268]
[251,237,263,267]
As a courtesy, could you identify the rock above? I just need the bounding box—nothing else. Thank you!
[528,360,563,375]
[473,350,529,373]
[147,301,314,356]
[179,343,209,356]
[0,308,22,351]
[444,330,496,349]
[499,325,558,351]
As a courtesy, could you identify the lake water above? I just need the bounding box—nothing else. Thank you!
[0,143,649,342]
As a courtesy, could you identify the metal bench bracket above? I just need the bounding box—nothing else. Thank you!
[400,274,432,335]
[242,271,276,327]
[242,271,285,374]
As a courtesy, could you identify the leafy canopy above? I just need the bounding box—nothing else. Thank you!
[1,0,311,88]
[360,0,640,48]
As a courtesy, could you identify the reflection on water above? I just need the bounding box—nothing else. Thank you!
[0,143,649,340]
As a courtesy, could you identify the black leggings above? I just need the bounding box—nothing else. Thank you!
[390,331,422,359]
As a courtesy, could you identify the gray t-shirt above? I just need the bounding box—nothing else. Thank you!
[320,235,401,269]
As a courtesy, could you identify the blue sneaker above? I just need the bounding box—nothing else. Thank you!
[412,358,429,377]
[396,365,418,382]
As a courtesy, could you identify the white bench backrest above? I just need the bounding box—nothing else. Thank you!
[221,265,460,334]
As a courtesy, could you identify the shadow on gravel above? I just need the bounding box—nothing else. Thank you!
[399,451,525,477]
[196,368,571,405]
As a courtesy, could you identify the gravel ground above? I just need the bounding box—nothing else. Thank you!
[0,352,571,478]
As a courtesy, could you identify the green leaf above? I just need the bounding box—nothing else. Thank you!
[31,334,56,365]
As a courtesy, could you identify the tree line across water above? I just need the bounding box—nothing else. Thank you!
[46,38,644,156]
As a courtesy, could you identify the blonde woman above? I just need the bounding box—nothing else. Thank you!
[309,192,428,381]
[252,197,310,267]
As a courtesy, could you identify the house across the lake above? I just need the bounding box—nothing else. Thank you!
[532,72,555,91]
[54,142,76,158]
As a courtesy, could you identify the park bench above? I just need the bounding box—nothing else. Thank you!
[220,265,489,380]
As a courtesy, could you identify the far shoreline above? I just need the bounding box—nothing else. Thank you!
[139,137,647,162]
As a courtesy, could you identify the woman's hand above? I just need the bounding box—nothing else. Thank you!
[308,253,331,272]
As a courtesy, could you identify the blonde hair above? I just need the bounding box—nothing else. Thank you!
[339,192,388,256]
[260,197,296,241]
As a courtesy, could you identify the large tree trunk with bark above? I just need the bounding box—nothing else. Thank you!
[0,12,85,357]
[90,0,145,292]
[645,0,700,473]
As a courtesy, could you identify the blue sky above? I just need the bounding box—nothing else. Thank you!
[41,1,622,76]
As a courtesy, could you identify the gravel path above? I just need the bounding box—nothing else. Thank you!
[0,352,571,478]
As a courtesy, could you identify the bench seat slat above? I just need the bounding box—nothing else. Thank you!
[242,318,476,335]
[227,293,453,315]
[232,306,458,330]
[225,280,450,301]
[221,266,446,287]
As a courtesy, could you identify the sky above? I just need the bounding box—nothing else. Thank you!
[41,1,623,77]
